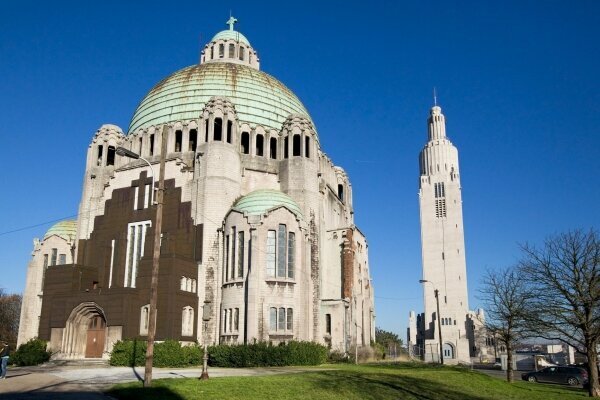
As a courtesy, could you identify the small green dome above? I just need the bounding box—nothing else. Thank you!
[233,190,303,219]
[128,63,314,134]
[44,220,77,241]
[211,30,251,47]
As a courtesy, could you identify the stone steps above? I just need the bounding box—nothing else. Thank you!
[46,358,109,367]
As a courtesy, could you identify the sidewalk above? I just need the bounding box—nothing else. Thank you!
[0,364,326,399]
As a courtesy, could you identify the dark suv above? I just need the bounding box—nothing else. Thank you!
[522,366,588,386]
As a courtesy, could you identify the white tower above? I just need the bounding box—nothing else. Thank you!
[417,103,471,363]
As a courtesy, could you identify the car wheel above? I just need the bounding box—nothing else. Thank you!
[528,376,537,383]
[567,377,579,386]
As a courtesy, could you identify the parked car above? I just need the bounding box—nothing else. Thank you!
[522,366,588,386]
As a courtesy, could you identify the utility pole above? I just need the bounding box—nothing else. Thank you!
[144,126,168,387]
[435,289,444,365]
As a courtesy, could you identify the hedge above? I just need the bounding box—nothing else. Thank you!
[109,339,203,367]
[11,338,51,366]
[208,341,328,367]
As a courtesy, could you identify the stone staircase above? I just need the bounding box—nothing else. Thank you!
[46,358,109,367]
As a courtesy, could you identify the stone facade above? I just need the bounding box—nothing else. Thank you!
[408,105,491,364]
[18,19,375,359]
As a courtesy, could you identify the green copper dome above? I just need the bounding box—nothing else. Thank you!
[128,63,313,134]
[211,29,251,47]
[44,220,77,241]
[233,190,303,219]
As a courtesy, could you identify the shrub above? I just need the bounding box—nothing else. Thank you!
[328,350,350,363]
[208,341,327,368]
[11,338,51,366]
[109,339,146,367]
[109,339,203,367]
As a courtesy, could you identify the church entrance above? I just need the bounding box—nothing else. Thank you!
[85,315,106,358]
[59,302,108,359]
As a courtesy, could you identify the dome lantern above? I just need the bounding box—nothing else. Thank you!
[201,16,260,70]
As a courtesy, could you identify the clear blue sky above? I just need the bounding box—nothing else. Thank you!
[1,0,599,340]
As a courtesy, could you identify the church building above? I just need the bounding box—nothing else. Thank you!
[408,103,492,364]
[18,17,375,359]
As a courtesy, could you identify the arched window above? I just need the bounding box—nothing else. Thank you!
[270,137,277,159]
[107,146,116,166]
[189,129,197,151]
[256,134,264,156]
[186,278,192,292]
[97,145,103,166]
[226,121,232,143]
[214,118,222,141]
[175,130,183,152]
[228,43,235,58]
[304,136,310,158]
[191,279,196,293]
[278,307,286,331]
[149,134,155,156]
[180,277,186,291]
[287,232,295,279]
[287,308,293,330]
[182,306,194,336]
[269,307,277,331]
[140,304,150,335]
[292,134,301,156]
[239,46,245,61]
[219,43,224,58]
[241,132,250,154]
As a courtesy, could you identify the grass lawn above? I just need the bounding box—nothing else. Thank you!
[107,362,588,400]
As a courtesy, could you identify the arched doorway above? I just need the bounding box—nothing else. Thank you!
[61,302,108,359]
[443,343,455,359]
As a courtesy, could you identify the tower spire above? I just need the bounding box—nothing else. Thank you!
[428,102,446,141]
[433,87,437,106]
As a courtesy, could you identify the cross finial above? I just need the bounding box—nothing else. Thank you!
[227,16,238,31]
[433,87,437,106]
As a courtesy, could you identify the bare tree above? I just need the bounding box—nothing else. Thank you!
[520,229,600,397]
[0,289,22,347]
[478,267,531,382]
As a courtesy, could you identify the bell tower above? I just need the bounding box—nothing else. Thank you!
[417,102,471,363]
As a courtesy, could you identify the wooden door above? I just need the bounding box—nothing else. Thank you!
[85,315,106,358]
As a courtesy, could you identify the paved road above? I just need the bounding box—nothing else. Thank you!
[0,364,326,399]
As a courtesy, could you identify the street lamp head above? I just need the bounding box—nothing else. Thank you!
[419,279,429,284]
[116,146,140,159]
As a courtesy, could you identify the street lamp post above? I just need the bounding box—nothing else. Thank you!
[200,301,211,380]
[419,279,444,365]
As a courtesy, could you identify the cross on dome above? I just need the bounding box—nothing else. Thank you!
[227,16,238,31]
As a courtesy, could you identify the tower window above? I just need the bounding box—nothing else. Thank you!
[270,137,277,159]
[325,314,332,334]
[305,136,310,158]
[239,46,245,61]
[219,43,224,58]
[106,146,115,166]
[256,134,264,156]
[189,129,197,151]
[149,134,155,155]
[226,121,232,143]
[210,46,214,59]
[337,184,344,203]
[51,248,58,266]
[241,132,250,154]
[175,130,183,152]
[214,118,222,141]
[292,134,301,156]
[284,137,289,158]
[229,43,235,58]
[204,120,209,142]
[97,145,103,166]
